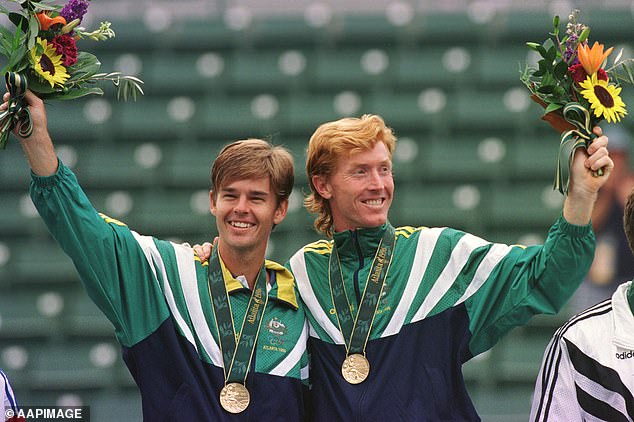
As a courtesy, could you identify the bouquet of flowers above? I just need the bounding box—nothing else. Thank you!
[521,10,633,194]
[0,0,144,149]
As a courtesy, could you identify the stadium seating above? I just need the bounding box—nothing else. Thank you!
[0,292,61,340]
[28,342,119,390]
[63,292,117,340]
[1,6,633,421]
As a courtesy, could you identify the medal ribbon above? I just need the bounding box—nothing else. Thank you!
[208,247,269,384]
[0,72,33,150]
[329,224,395,355]
[554,102,599,195]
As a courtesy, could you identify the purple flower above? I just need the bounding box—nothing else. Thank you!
[60,0,90,23]
[563,33,579,64]
[564,46,579,65]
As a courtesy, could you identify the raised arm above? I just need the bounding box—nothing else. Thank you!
[1,90,58,175]
[2,89,170,347]
[563,126,614,225]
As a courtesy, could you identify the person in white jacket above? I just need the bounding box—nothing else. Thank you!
[1,369,20,422]
[531,187,634,421]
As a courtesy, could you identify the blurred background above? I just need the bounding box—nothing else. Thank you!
[1,0,633,420]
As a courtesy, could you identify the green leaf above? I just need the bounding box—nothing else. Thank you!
[625,64,634,85]
[56,86,104,100]
[32,2,59,12]
[27,15,39,50]
[8,11,28,31]
[526,42,541,51]
[546,46,557,63]
[4,44,28,72]
[67,52,102,81]
[71,52,102,71]
[537,85,555,94]
[0,27,16,58]
[26,73,61,94]
[544,103,563,114]
[579,27,590,43]
[553,15,560,36]
[554,61,568,79]
[38,0,63,9]
[11,20,24,50]
[541,73,556,85]
[538,58,553,72]
[613,48,624,66]
[0,25,14,41]
[536,44,548,58]
[120,78,144,101]
[553,86,566,99]
[1,24,28,73]
[532,60,547,77]
[543,38,555,50]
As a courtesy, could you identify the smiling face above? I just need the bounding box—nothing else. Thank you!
[312,142,394,232]
[210,177,288,256]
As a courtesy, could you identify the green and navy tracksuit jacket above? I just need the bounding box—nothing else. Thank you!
[31,162,309,421]
[288,219,595,421]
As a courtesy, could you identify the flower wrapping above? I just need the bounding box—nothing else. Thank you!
[0,0,144,149]
[521,10,633,194]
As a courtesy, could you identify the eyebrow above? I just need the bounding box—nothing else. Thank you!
[221,187,269,197]
[348,160,392,168]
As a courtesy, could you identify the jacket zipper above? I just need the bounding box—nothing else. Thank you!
[351,231,364,305]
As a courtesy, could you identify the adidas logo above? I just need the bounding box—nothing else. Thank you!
[616,350,634,360]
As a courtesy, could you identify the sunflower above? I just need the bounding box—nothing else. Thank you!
[29,38,70,88]
[579,73,627,123]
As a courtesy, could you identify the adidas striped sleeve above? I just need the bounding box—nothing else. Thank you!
[531,281,634,421]
[1,369,19,420]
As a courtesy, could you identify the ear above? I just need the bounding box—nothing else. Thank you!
[273,198,289,225]
[209,190,217,216]
[311,174,332,199]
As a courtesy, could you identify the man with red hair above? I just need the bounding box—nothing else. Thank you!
[289,114,612,420]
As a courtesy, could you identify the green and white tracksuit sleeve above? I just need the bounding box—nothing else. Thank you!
[30,161,169,348]
[456,215,595,356]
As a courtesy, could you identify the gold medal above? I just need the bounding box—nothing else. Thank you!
[219,382,250,413]
[341,353,370,384]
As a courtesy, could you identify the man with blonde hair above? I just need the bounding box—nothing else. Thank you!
[287,113,613,420]
[3,90,309,420]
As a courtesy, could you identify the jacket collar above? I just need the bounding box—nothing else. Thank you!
[332,222,390,261]
[218,257,299,310]
[195,253,299,310]
[612,281,634,348]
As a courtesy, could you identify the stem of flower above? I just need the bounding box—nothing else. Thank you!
[605,57,634,74]
[555,34,565,59]
[65,75,119,88]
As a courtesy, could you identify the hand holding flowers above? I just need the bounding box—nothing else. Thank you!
[521,10,633,194]
[0,0,144,149]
